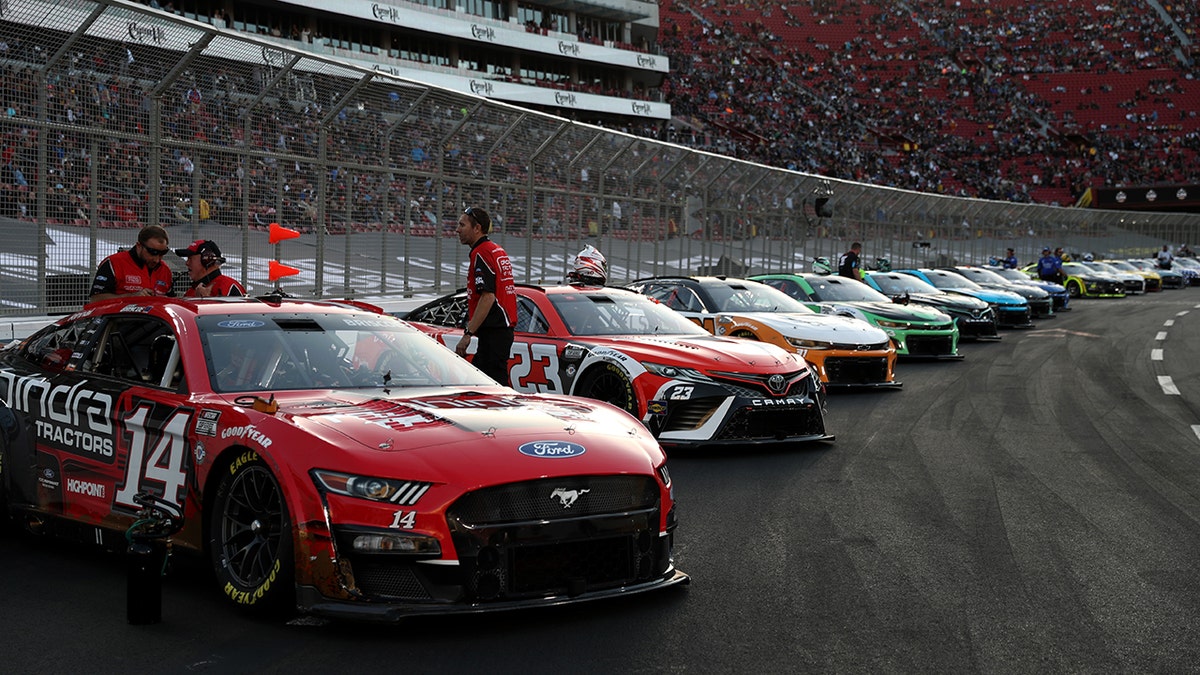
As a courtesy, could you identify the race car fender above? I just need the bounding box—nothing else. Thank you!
[575,346,648,380]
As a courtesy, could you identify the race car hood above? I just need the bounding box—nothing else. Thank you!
[824,301,947,322]
[720,311,889,344]
[248,389,661,480]
[585,333,800,372]
[903,292,990,311]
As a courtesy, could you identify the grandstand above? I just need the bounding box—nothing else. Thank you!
[657,0,1200,207]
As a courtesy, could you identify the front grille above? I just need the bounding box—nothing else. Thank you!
[708,369,810,397]
[661,397,725,432]
[956,317,998,338]
[1145,278,1161,291]
[1028,299,1053,316]
[446,476,668,602]
[350,562,432,600]
[1051,294,1069,310]
[995,307,1031,326]
[715,404,825,440]
[510,536,640,593]
[452,476,659,524]
[906,334,954,356]
[824,356,889,384]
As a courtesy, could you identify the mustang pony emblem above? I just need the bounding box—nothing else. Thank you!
[550,487,590,508]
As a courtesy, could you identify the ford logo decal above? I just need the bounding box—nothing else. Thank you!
[518,441,587,458]
[217,320,265,328]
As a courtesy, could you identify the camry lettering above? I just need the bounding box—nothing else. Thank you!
[750,398,808,406]
[518,441,586,458]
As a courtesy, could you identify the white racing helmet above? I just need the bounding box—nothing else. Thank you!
[812,256,833,275]
[568,245,609,285]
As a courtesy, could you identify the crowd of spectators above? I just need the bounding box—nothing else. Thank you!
[656,0,1200,205]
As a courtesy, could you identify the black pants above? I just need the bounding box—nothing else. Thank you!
[473,327,514,386]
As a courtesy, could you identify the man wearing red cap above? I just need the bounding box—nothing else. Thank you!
[88,225,176,302]
[175,239,245,297]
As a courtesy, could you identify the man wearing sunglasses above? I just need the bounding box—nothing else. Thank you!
[88,225,176,303]
[455,206,516,385]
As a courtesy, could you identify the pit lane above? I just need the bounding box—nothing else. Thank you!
[3,290,1200,672]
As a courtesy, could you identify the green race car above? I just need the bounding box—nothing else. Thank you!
[750,272,962,358]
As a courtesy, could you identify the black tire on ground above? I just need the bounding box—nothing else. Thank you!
[576,362,638,415]
[209,451,294,613]
[1066,280,1082,298]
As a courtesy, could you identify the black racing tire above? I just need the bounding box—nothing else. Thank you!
[730,329,758,340]
[577,362,638,416]
[209,451,294,614]
[1065,280,1082,298]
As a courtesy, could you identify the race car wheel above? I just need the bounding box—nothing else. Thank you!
[730,330,758,340]
[209,452,294,612]
[1065,280,1082,298]
[577,362,637,415]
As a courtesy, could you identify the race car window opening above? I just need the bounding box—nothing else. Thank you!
[516,298,550,334]
[18,318,99,372]
[80,316,181,388]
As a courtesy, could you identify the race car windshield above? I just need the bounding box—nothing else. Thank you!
[922,272,980,290]
[550,291,707,336]
[869,274,941,295]
[960,268,1009,284]
[198,313,494,392]
[805,277,891,302]
[702,281,815,313]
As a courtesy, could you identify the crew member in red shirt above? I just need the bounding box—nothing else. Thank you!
[454,206,516,385]
[88,225,175,302]
[175,239,245,297]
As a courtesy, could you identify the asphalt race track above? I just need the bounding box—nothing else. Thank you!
[3,290,1200,673]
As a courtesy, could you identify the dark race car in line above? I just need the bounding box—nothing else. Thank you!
[403,284,833,448]
[862,271,1000,340]
[0,296,687,621]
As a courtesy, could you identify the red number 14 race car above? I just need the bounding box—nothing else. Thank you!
[0,296,686,621]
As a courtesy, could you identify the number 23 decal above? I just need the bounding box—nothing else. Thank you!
[508,342,564,393]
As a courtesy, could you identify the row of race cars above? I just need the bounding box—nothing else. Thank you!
[0,249,1190,622]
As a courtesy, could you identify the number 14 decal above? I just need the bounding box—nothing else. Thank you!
[113,405,191,511]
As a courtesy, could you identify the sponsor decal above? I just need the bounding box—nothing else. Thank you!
[470,79,495,96]
[342,318,393,327]
[636,54,658,68]
[1177,188,1188,201]
[470,24,496,41]
[1146,189,1158,202]
[119,303,153,313]
[518,440,587,458]
[647,400,668,415]
[558,41,580,56]
[550,487,589,508]
[127,22,165,44]
[38,466,60,490]
[555,91,578,107]
[411,396,520,410]
[220,424,273,448]
[217,319,265,329]
[0,372,115,460]
[194,440,207,466]
[66,478,106,499]
[196,409,220,437]
[631,101,653,115]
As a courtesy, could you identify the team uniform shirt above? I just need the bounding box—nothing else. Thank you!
[1002,254,1019,269]
[185,271,245,297]
[466,236,516,329]
[89,248,174,298]
[1036,254,1061,279]
[837,250,861,279]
